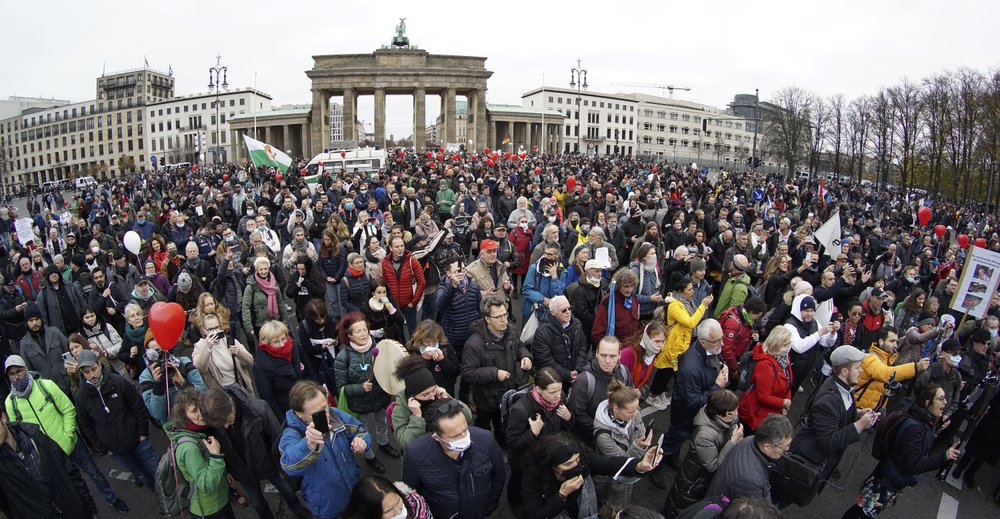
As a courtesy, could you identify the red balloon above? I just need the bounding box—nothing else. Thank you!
[503,152,512,160]
[975,238,987,248]
[471,153,478,160]
[483,147,491,155]
[148,302,186,351]
[428,162,436,169]
[491,153,499,161]
[397,150,404,157]
[518,152,526,159]
[222,174,229,181]
[340,151,346,159]
[318,161,324,167]
[192,164,199,172]
[426,152,433,159]
[486,159,495,167]
[451,154,461,162]
[917,206,932,226]
[436,153,444,162]
[275,173,283,182]
[934,225,946,239]
[534,167,542,174]
[395,158,402,164]
[958,234,970,248]
[566,176,576,191]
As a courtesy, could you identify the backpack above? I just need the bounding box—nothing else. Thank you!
[675,494,732,519]
[567,366,629,404]
[272,419,303,492]
[154,436,198,517]
[499,383,533,430]
[872,410,916,461]
[735,345,760,391]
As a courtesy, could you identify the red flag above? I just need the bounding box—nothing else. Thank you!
[818,177,825,207]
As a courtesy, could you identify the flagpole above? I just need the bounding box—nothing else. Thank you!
[253,72,258,137]
[541,73,545,156]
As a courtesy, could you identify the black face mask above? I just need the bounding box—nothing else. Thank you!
[561,461,590,481]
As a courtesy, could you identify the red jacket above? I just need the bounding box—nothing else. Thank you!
[592,291,640,345]
[16,271,42,300]
[719,306,753,373]
[738,344,792,430]
[381,251,426,308]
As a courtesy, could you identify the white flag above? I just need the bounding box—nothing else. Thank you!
[813,211,842,258]
[243,134,292,171]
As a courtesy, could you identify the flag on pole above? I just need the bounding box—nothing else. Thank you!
[813,211,842,258]
[168,64,173,77]
[817,177,825,207]
[144,57,149,69]
[501,135,511,145]
[243,134,292,171]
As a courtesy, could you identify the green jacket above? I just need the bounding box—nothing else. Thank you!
[164,421,229,516]
[714,273,751,318]
[435,188,456,213]
[5,376,77,455]
[391,392,472,451]
[242,281,289,337]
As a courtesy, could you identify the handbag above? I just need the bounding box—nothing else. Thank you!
[337,386,359,419]
[520,304,543,344]
[769,452,825,507]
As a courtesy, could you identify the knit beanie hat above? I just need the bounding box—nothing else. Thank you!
[404,367,437,398]
[23,303,42,321]
[800,296,817,312]
[690,257,706,273]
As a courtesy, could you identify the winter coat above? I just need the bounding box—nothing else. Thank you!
[280,407,371,519]
[855,343,919,410]
[381,251,426,308]
[4,376,77,455]
[520,452,642,519]
[508,226,533,275]
[339,269,370,314]
[461,318,532,411]
[630,261,662,318]
[532,312,590,383]
[506,390,573,470]
[164,421,230,516]
[80,323,127,376]
[465,258,510,303]
[665,407,737,511]
[566,358,631,443]
[242,279,289,337]
[672,340,723,431]
[19,328,71,395]
[318,246,348,281]
[718,306,754,374]
[216,385,283,482]
[592,289,640,344]
[521,260,567,318]
[434,278,482,348]
[138,357,206,424]
[36,282,85,335]
[390,392,472,451]
[253,345,305,419]
[0,422,97,519]
[592,400,647,465]
[873,406,947,491]
[654,297,708,370]
[790,376,860,483]
[192,337,256,395]
[74,372,149,455]
[714,272,751,318]
[335,345,391,415]
[705,436,774,502]
[738,345,791,431]
[402,426,506,519]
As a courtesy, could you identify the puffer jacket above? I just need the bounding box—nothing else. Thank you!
[671,341,723,431]
[242,278,289,337]
[654,297,709,370]
[592,400,647,477]
[461,318,532,411]
[630,260,662,318]
[874,406,947,491]
[531,312,589,383]
[434,277,482,349]
[164,421,229,517]
[138,357,207,424]
[280,407,371,519]
[334,343,391,414]
[391,392,473,451]
[339,269,370,314]
[19,328,72,395]
[381,251,426,308]
[4,375,78,455]
[855,343,919,410]
[705,436,774,502]
[318,246,348,280]
[665,407,736,511]
[567,358,631,442]
[74,372,149,455]
[738,345,791,431]
[521,260,567,318]
[719,305,753,374]
[506,389,572,470]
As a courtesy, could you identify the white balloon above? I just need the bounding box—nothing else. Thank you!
[123,231,142,255]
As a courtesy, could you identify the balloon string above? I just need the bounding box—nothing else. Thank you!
[164,368,188,519]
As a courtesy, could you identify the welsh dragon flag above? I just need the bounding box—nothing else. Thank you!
[243,135,292,171]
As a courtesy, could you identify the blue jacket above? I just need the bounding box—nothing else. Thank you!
[138,357,207,424]
[131,220,156,240]
[521,260,567,318]
[279,407,371,519]
[402,426,506,519]
[435,277,482,349]
[672,340,723,431]
[630,260,661,317]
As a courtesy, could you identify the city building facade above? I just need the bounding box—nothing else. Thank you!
[522,87,637,156]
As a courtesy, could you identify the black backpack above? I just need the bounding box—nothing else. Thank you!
[871,410,914,460]
[735,345,759,391]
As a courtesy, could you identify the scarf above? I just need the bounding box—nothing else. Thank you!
[291,239,309,253]
[260,337,293,364]
[125,323,148,345]
[607,405,629,429]
[347,265,365,277]
[350,337,373,354]
[254,272,280,319]
[530,386,560,412]
[773,353,791,378]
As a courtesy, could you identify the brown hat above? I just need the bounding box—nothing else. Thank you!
[144,329,157,348]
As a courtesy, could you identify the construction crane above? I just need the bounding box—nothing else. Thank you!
[612,82,692,99]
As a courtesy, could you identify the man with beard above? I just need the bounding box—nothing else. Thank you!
[36,265,85,336]
[17,304,72,397]
[63,231,84,259]
[107,249,142,295]
[88,268,129,332]
[182,241,215,290]
[14,256,41,300]
[402,187,423,233]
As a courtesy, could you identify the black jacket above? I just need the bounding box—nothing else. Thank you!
[74,372,149,455]
[521,451,642,519]
[566,358,631,443]
[672,340,723,431]
[253,346,305,419]
[875,406,947,491]
[215,385,283,482]
[506,391,572,470]
[461,318,532,411]
[567,280,606,339]
[531,313,590,383]
[402,426,506,519]
[789,376,860,483]
[0,422,97,519]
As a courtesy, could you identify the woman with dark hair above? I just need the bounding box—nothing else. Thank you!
[364,278,406,344]
[79,305,128,377]
[521,432,662,519]
[363,235,386,283]
[405,320,460,396]
[842,383,960,518]
[163,387,232,519]
[334,311,399,473]
[342,475,432,519]
[341,252,372,314]
[895,288,927,332]
[663,389,742,516]
[319,229,349,318]
[566,245,591,286]
[286,257,325,322]
[506,367,574,509]
[298,298,339,381]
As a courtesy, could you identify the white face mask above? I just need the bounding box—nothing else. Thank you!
[586,275,602,286]
[389,508,408,519]
[439,430,472,452]
[519,223,529,230]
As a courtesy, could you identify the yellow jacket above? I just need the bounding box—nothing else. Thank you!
[855,344,918,410]
[654,298,708,370]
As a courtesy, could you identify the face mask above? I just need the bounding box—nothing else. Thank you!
[644,254,658,266]
[586,275,602,287]
[949,354,962,365]
[882,302,892,311]
[389,508,408,519]
[360,189,367,194]
[138,218,146,224]
[519,223,528,230]
[345,203,354,210]
[608,222,618,231]
[91,246,100,254]
[225,235,236,244]
[10,375,32,395]
[571,219,579,226]
[440,430,472,452]
[419,344,441,354]
[905,276,915,283]
[561,461,590,480]
[581,225,591,235]
[478,210,487,216]
[991,329,998,338]
[176,221,185,228]
[247,209,255,217]
[548,216,556,223]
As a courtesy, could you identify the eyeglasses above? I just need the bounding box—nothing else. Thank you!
[556,307,572,314]
[702,336,723,344]
[934,395,948,403]
[488,312,509,320]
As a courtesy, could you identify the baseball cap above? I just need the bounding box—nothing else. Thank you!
[480,239,499,252]
[76,350,99,368]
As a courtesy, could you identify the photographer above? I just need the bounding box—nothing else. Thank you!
[192,313,255,394]
[138,330,207,424]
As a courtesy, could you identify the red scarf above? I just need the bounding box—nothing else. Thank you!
[183,421,208,432]
[531,387,560,412]
[347,266,365,277]
[260,337,294,363]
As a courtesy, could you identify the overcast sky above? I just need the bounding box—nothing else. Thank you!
[5,0,997,140]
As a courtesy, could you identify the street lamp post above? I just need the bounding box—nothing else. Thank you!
[569,58,587,155]
[751,88,759,173]
[208,55,228,166]
[614,128,620,157]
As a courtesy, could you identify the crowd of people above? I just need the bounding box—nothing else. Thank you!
[0,150,998,519]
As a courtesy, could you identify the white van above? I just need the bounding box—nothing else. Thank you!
[75,176,97,189]
[307,148,388,175]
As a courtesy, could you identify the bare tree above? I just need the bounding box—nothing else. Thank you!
[807,96,831,175]
[845,96,871,184]
[944,68,982,199]
[763,86,813,178]
[977,69,1000,206]
[888,78,923,191]
[829,94,846,176]
[922,74,951,193]
[866,89,894,189]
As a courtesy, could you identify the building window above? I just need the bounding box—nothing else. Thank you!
[669,138,677,146]
[557,98,563,104]
[669,126,677,133]
[657,111,666,119]
[682,127,689,134]
[682,115,691,122]
[229,99,235,107]
[656,137,665,145]
[643,123,652,130]
[643,136,652,144]
[657,124,666,132]
[681,140,689,147]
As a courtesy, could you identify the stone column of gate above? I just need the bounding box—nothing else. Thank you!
[413,88,426,151]
[443,88,457,145]
[475,89,488,153]
[310,90,327,156]
[527,123,534,153]
[467,90,479,151]
[374,88,386,149]
[507,121,514,152]
[343,88,356,142]
[281,125,291,155]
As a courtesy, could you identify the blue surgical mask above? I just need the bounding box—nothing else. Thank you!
[345,203,354,210]
[949,354,963,365]
[991,329,998,338]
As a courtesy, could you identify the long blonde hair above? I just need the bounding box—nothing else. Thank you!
[192,292,231,332]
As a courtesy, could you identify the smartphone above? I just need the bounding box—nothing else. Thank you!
[311,410,330,435]
[62,351,73,362]
[654,433,665,465]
